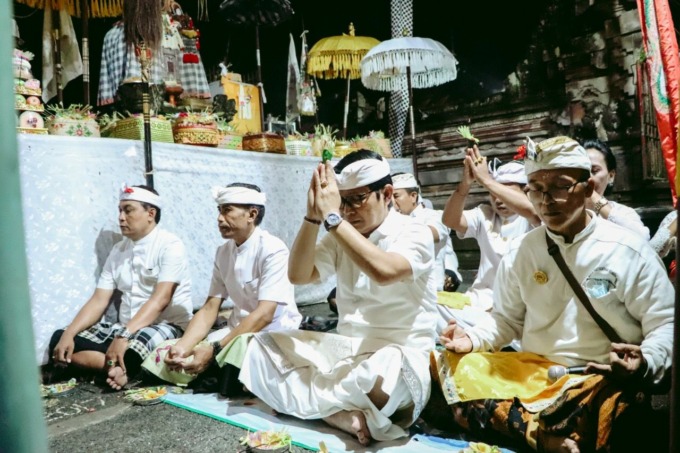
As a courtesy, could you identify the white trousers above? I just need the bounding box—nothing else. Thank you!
[239,338,426,441]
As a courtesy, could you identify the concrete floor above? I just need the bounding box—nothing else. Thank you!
[46,302,336,453]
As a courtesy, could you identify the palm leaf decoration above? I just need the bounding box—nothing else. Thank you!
[456,126,479,144]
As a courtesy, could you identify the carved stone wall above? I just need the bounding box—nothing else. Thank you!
[410,0,672,267]
[414,0,670,210]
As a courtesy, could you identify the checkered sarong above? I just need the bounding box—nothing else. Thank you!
[97,22,165,106]
[179,37,211,99]
[78,322,183,361]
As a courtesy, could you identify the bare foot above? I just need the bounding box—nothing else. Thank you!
[106,366,128,391]
[323,410,371,446]
[542,435,580,453]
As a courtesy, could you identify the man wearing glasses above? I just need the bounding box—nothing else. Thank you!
[436,136,674,452]
[239,150,438,446]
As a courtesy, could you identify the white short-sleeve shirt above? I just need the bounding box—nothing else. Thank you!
[314,210,438,352]
[97,227,193,329]
[459,205,533,310]
[208,227,301,331]
[409,204,459,291]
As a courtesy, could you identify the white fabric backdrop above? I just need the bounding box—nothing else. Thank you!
[18,135,412,364]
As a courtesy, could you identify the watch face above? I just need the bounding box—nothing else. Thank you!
[327,213,342,226]
[324,212,342,230]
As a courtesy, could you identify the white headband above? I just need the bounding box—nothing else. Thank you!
[392,173,419,190]
[488,158,527,185]
[212,186,266,206]
[336,158,391,190]
[119,184,162,209]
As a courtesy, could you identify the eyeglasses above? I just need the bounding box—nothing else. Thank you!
[524,181,587,202]
[340,190,377,210]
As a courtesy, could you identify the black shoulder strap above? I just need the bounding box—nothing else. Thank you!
[545,232,623,343]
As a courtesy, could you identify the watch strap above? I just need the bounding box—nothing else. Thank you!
[211,340,223,357]
[115,327,132,340]
[594,197,609,215]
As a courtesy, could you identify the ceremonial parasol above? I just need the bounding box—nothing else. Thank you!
[220,0,294,130]
[307,23,379,140]
[15,0,124,104]
[361,36,458,179]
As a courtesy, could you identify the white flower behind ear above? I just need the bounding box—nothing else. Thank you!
[525,137,538,161]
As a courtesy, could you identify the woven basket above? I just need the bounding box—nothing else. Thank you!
[353,138,392,158]
[285,139,312,156]
[242,133,286,154]
[47,118,100,138]
[105,117,174,143]
[173,125,219,147]
[218,132,243,150]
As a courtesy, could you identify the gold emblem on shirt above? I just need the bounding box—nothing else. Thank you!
[533,271,548,284]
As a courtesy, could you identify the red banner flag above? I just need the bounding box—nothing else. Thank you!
[637,0,679,204]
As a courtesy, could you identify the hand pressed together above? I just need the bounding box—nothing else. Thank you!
[309,162,342,220]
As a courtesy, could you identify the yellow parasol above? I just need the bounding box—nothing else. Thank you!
[307,23,379,139]
[15,0,122,18]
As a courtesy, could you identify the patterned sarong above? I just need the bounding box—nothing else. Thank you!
[77,321,183,361]
[429,350,644,452]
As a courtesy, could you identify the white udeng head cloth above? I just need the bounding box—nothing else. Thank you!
[119,184,163,209]
[392,172,419,190]
[336,158,391,190]
[524,136,592,176]
[212,186,267,206]
[488,158,527,185]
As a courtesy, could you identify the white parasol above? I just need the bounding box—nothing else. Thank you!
[361,36,458,178]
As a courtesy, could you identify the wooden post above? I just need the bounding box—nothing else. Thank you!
[407,65,417,180]
[52,9,63,104]
[138,43,154,188]
[81,0,90,105]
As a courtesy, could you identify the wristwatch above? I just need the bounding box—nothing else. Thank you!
[211,340,223,358]
[593,197,609,215]
[115,327,133,340]
[323,212,343,231]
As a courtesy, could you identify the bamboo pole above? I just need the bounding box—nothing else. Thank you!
[0,1,49,451]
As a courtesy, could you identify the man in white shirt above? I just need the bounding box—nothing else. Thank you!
[158,183,301,387]
[438,137,674,453]
[239,150,438,445]
[440,147,540,333]
[50,185,193,390]
[391,172,462,291]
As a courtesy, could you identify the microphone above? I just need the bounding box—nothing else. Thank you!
[547,365,589,383]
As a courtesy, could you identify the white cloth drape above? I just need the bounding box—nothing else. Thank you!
[42,6,83,103]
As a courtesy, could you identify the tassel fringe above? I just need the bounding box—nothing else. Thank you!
[307,50,370,80]
[361,49,458,91]
[15,0,123,18]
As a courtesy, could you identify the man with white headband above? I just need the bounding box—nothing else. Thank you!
[239,150,437,445]
[440,144,540,334]
[146,182,300,391]
[436,136,674,452]
[50,185,193,391]
[391,172,462,292]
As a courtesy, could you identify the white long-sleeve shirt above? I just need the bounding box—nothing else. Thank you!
[606,200,650,240]
[467,215,674,385]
